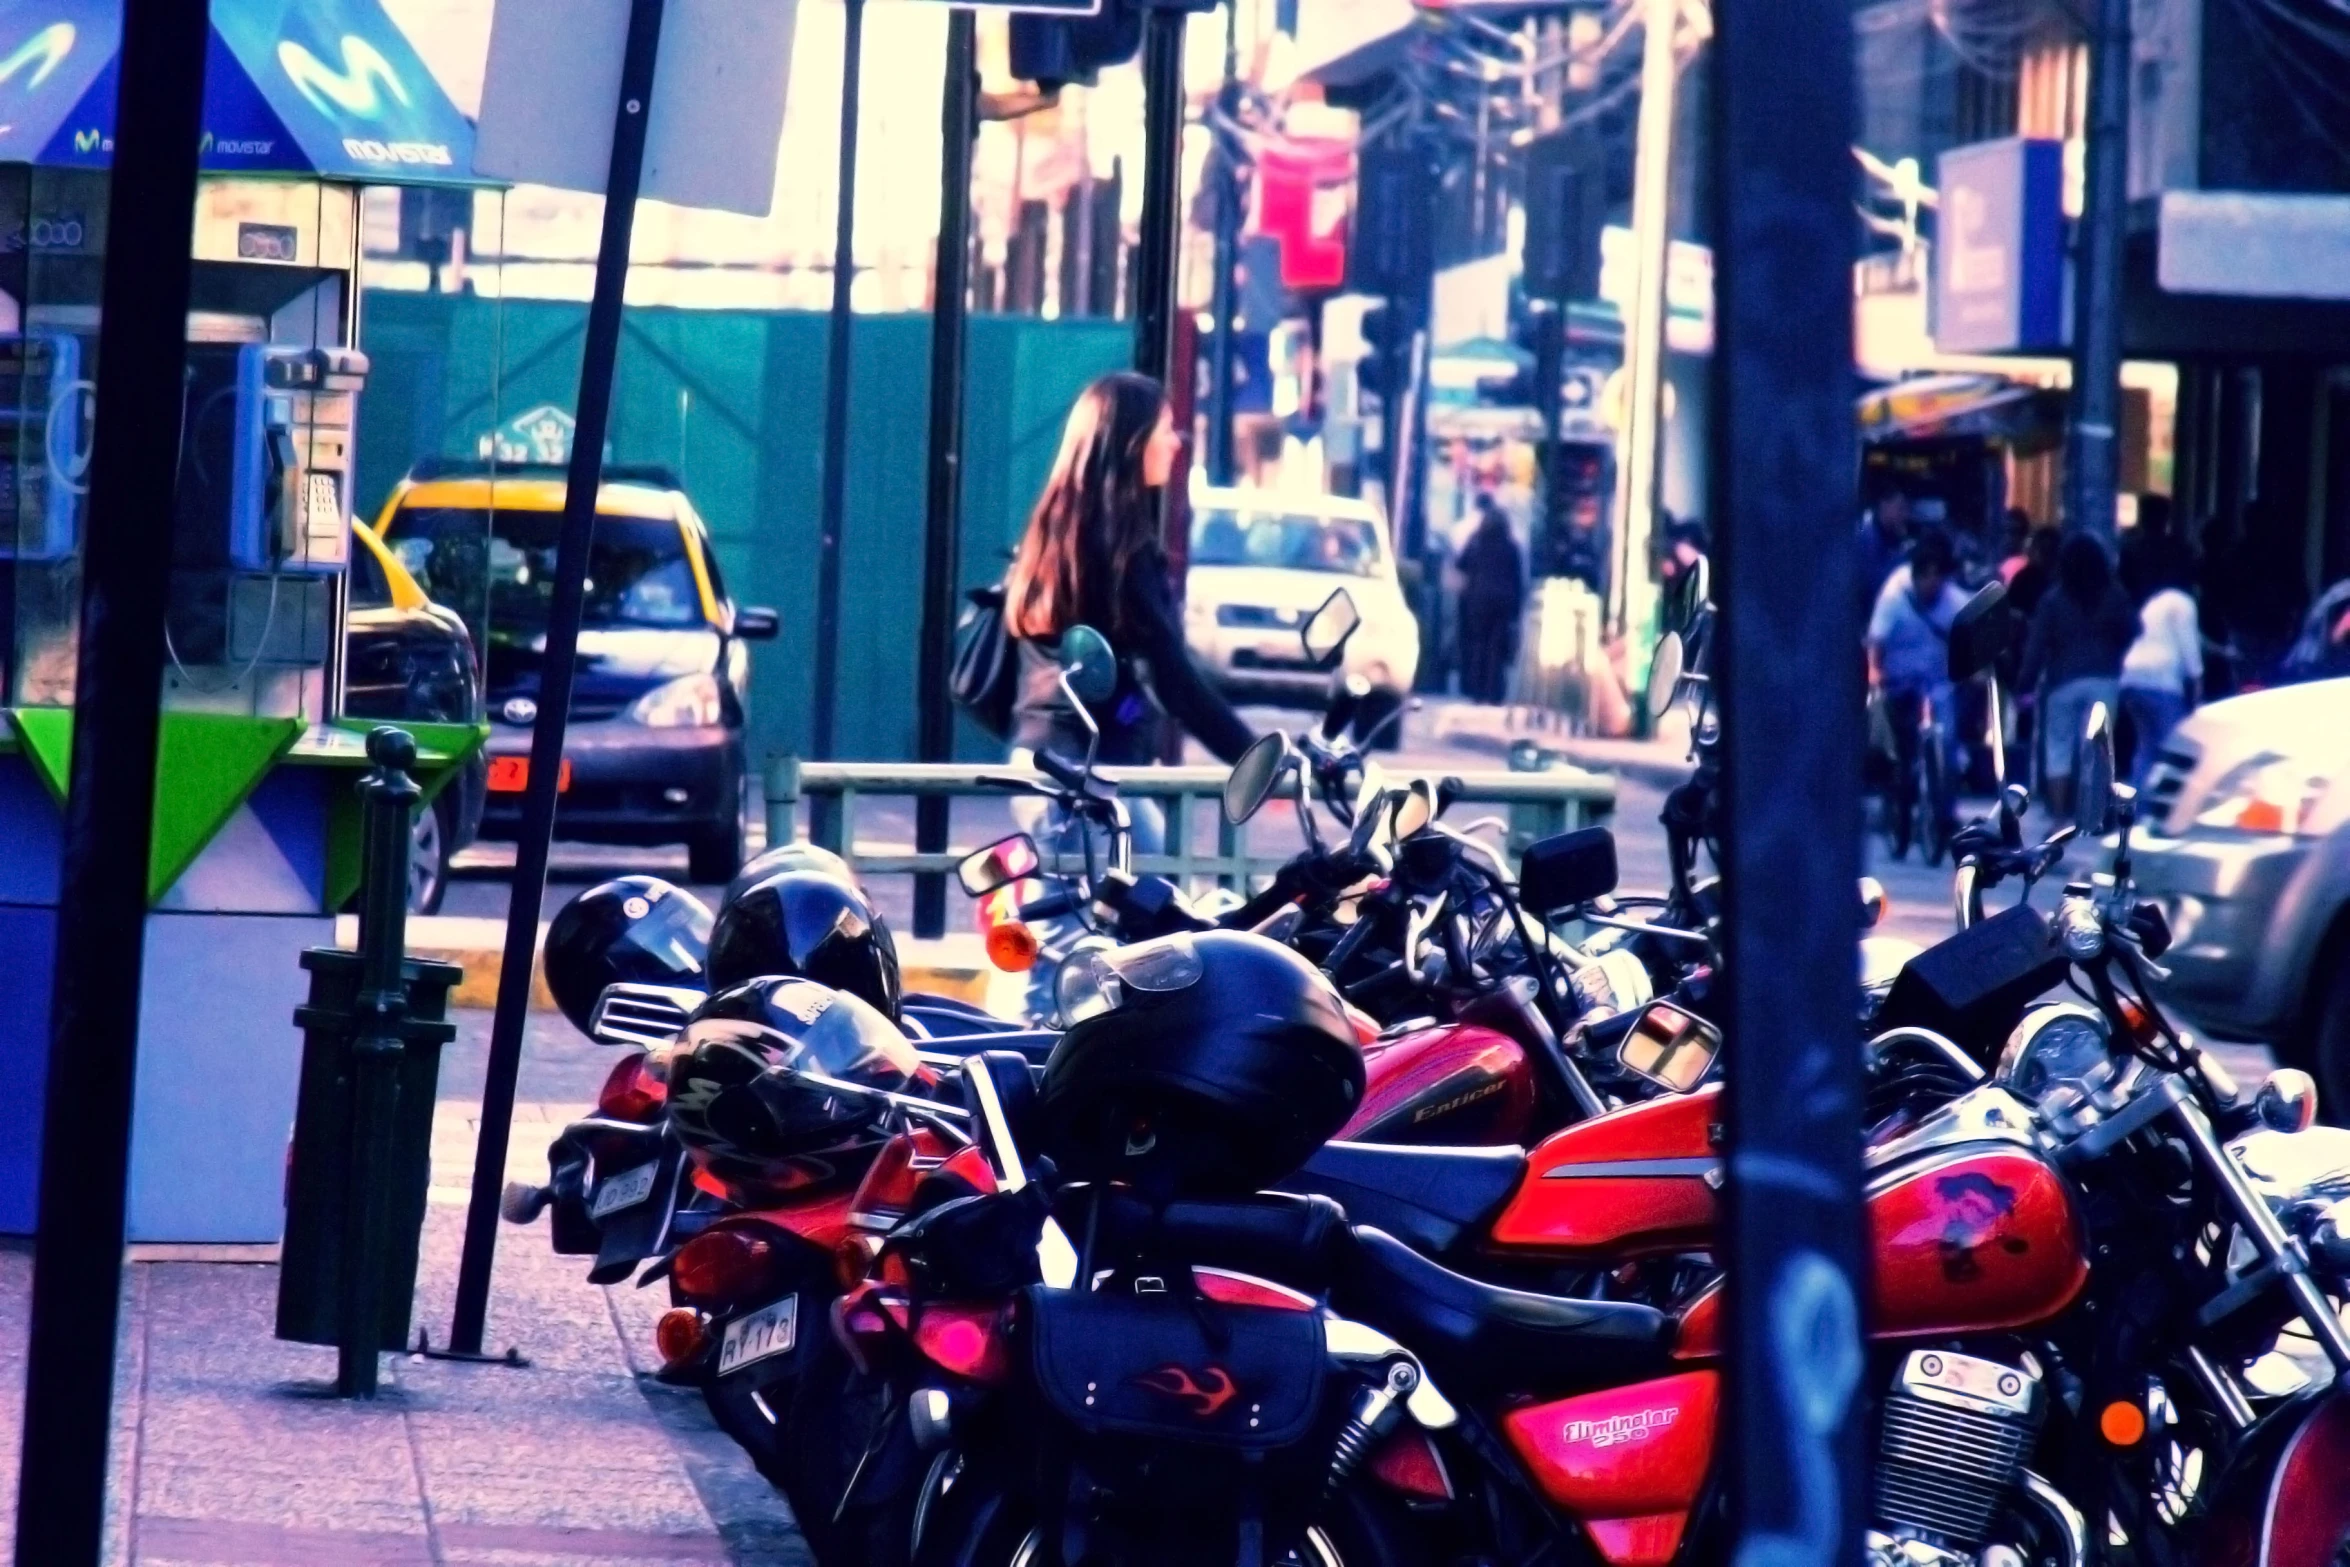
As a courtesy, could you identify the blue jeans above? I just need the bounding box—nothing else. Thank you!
[2121,686,2186,788]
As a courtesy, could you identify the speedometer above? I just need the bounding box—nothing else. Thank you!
[1997,1003,2115,1104]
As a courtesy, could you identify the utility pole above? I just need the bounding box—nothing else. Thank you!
[1133,5,1186,383]
[451,0,668,1359]
[1711,3,1869,1565]
[2066,0,2130,543]
[1608,0,1679,648]
[912,10,979,938]
[1205,0,1241,486]
[811,0,868,768]
[14,0,209,1558]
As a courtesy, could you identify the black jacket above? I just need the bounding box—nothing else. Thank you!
[1010,551,1255,766]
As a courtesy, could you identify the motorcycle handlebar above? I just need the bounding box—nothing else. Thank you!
[1033,750,1091,792]
[1322,685,1363,741]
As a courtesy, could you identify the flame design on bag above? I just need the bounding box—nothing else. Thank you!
[1131,1364,1239,1418]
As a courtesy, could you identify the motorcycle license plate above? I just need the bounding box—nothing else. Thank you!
[487,756,572,793]
[718,1296,798,1376]
[590,1159,659,1219]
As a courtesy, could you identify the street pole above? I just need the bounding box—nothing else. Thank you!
[1205,0,1240,487]
[1712,5,1868,1567]
[811,0,867,772]
[913,8,978,940]
[1133,4,1186,383]
[13,0,210,1556]
[2066,0,2130,543]
[1607,0,1679,646]
[450,0,667,1358]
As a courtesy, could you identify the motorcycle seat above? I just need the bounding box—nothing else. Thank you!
[1336,1225,1671,1399]
[1276,1141,1527,1259]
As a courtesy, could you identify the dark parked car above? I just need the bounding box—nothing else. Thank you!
[345,517,486,912]
[371,462,779,884]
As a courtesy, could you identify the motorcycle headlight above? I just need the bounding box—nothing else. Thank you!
[1054,941,1123,1026]
[629,672,724,728]
[2193,753,2331,837]
[1997,1003,2116,1104]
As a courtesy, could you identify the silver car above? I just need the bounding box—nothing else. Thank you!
[2126,677,2350,1111]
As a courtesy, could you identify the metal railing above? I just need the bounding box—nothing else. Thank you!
[761,756,1617,931]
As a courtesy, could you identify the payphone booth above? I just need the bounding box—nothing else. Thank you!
[0,0,485,1242]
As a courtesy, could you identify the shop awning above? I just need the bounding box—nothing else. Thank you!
[1856,372,2066,447]
[0,0,477,184]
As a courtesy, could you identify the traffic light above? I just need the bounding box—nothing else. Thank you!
[1522,131,1606,302]
[1348,147,1434,298]
[1358,301,1413,401]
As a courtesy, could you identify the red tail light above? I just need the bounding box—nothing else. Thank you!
[655,1308,706,1369]
[672,1226,782,1307]
[912,1303,1013,1385]
[597,1051,667,1121]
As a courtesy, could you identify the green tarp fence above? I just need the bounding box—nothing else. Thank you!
[356,292,1130,767]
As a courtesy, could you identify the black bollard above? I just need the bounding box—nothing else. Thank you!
[339,726,421,1398]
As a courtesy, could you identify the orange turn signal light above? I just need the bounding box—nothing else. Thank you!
[2098,1399,2146,1446]
[986,920,1040,973]
[655,1308,707,1370]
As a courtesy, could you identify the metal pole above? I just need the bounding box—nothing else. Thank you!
[811,0,866,766]
[1133,5,1186,383]
[913,9,978,940]
[1711,5,1867,1567]
[450,0,667,1357]
[1607,0,1679,643]
[14,1,209,1555]
[2065,0,2129,543]
[340,728,420,1399]
[1205,1,1240,486]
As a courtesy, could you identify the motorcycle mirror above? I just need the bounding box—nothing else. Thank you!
[2074,703,2117,838]
[1222,732,1293,826]
[1519,826,1619,915]
[1302,588,1363,670]
[1391,777,1437,841]
[1059,623,1118,706]
[1646,632,1686,718]
[1436,776,1466,818]
[1617,999,1723,1093]
[1858,876,1888,930]
[1946,581,2013,683]
[957,833,1043,897]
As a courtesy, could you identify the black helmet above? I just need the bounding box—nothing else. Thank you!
[667,977,928,1190]
[543,876,714,1036]
[1038,931,1363,1198]
[722,841,856,912]
[706,870,902,1016]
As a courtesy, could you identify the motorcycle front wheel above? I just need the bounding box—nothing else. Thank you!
[910,1455,1434,1567]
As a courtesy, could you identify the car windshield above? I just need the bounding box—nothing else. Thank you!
[1190,507,1385,578]
[384,506,705,649]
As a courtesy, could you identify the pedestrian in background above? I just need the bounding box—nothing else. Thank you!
[1867,528,1967,858]
[2020,532,2137,817]
[1455,491,1525,704]
[2119,550,2203,786]
[1857,491,1914,622]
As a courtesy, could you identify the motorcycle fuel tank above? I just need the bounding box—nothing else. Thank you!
[1338,1022,1537,1145]
[1486,1087,1722,1258]
[1867,1144,2088,1338]
[1500,1370,1719,1567]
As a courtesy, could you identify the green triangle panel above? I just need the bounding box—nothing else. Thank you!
[5,708,303,902]
[7,707,74,804]
[150,714,305,901]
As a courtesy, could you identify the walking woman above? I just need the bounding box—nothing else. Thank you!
[2020,532,2137,817]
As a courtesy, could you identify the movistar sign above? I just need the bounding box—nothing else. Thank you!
[0,0,476,184]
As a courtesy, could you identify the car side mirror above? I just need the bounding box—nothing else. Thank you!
[1059,624,1118,706]
[1222,732,1293,825]
[734,605,781,641]
[1519,826,1619,915]
[1302,589,1362,670]
[2075,703,2116,838]
[958,833,1042,897]
[1946,582,2010,683]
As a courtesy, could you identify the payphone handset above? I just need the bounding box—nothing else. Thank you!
[230,344,367,573]
[0,331,84,561]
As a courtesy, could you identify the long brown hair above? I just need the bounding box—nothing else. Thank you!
[1004,372,1167,640]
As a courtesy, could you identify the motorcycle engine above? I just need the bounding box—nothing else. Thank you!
[1868,1349,2044,1567]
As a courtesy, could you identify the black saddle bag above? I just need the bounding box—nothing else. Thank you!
[1021,1284,1328,1452]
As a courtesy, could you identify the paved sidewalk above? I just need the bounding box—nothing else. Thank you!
[0,1082,809,1564]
